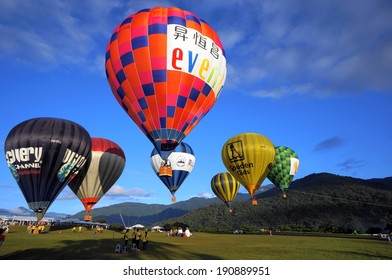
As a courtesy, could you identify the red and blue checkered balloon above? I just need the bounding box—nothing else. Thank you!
[105,6,226,159]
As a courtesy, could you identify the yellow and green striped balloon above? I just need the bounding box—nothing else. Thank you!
[211,172,240,212]
[267,146,299,198]
[221,132,275,205]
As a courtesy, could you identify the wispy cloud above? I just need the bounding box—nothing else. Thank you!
[56,189,78,200]
[0,0,390,96]
[56,185,153,202]
[337,158,365,171]
[215,0,392,97]
[0,0,124,71]
[313,136,344,152]
[106,185,153,198]
[196,192,215,199]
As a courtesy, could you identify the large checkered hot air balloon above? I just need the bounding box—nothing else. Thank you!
[68,138,126,221]
[267,146,299,199]
[4,118,92,223]
[105,6,226,177]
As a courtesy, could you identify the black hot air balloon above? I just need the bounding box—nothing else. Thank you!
[4,117,92,222]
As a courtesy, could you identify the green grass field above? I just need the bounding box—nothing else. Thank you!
[1,226,391,260]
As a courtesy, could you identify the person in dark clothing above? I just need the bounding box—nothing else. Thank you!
[131,228,137,247]
[142,230,148,250]
[0,228,5,248]
[123,229,129,246]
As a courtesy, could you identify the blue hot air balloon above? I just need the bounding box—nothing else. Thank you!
[150,142,195,202]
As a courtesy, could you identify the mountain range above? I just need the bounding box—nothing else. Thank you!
[165,172,392,232]
[3,173,391,233]
[70,190,269,226]
[71,172,392,232]
[0,207,69,219]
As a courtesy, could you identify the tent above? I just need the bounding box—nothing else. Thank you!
[151,226,163,232]
[131,224,145,229]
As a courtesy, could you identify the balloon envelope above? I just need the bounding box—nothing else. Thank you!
[211,172,240,211]
[221,132,275,205]
[150,142,195,202]
[68,138,126,218]
[105,6,227,159]
[267,146,299,197]
[4,117,91,222]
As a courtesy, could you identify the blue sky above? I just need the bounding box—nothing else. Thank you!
[1,0,391,215]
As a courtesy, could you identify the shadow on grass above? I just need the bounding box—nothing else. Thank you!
[313,248,392,260]
[0,238,222,260]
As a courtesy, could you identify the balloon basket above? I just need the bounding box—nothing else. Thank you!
[171,196,176,202]
[84,214,92,221]
[282,193,287,199]
[159,166,172,177]
[228,208,233,213]
[251,199,258,205]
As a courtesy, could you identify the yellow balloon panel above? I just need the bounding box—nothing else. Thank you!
[221,132,275,198]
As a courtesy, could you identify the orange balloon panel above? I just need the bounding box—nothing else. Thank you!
[105,6,227,155]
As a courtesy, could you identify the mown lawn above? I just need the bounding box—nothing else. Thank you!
[1,226,391,260]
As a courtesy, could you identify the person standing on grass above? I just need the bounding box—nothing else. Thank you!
[136,228,142,250]
[142,230,149,250]
[131,228,137,248]
[0,228,5,248]
[123,229,129,247]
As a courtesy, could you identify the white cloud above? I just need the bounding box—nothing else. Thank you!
[106,185,153,198]
[222,0,392,97]
[1,0,390,95]
[196,192,215,199]
[9,208,31,215]
[56,189,78,200]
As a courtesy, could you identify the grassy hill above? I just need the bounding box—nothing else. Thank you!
[161,173,392,233]
[71,195,252,226]
[69,173,392,233]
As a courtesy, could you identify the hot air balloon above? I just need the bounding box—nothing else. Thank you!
[267,146,299,199]
[221,132,275,205]
[68,138,126,221]
[150,142,195,202]
[211,172,240,212]
[4,117,91,223]
[105,6,226,177]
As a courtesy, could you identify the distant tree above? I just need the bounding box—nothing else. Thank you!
[384,223,392,232]
[172,222,189,230]
[366,227,383,235]
[93,218,108,224]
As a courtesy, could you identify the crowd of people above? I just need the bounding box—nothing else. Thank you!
[123,228,149,252]
[167,227,192,237]
[26,224,45,234]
